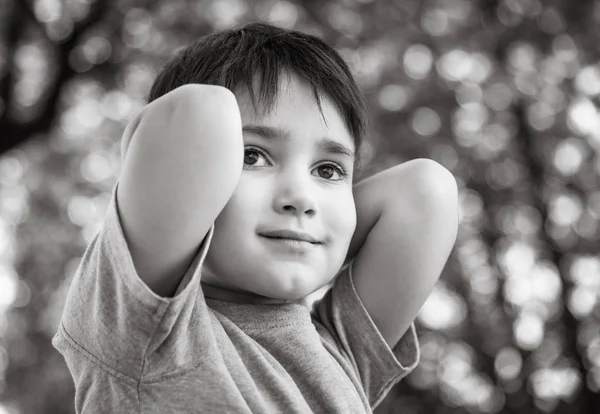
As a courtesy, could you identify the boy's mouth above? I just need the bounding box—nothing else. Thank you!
[259,229,321,244]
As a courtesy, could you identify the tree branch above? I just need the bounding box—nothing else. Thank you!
[0,0,109,155]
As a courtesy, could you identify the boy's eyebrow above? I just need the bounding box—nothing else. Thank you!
[242,124,355,160]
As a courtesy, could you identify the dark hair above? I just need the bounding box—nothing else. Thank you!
[148,22,367,167]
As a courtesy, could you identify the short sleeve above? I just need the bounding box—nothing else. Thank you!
[311,261,420,410]
[52,182,214,381]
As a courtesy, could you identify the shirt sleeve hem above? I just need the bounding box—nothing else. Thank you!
[341,262,421,409]
[104,182,213,309]
[53,322,140,385]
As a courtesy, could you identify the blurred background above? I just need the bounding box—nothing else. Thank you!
[0,0,599,413]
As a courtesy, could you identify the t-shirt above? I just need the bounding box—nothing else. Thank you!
[52,183,420,413]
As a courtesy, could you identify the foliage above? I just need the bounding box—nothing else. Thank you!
[0,0,599,413]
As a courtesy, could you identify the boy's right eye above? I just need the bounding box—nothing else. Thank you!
[243,148,270,168]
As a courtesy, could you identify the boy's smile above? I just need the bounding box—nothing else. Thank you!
[201,71,357,303]
[260,236,318,255]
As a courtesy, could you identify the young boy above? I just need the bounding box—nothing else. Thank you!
[53,23,458,413]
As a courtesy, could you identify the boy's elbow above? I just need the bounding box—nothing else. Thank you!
[168,84,241,126]
[166,83,243,154]
[168,84,238,111]
[412,158,460,242]
[393,158,459,234]
[402,158,458,205]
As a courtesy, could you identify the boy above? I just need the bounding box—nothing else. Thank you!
[53,23,458,413]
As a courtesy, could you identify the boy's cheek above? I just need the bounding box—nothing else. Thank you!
[347,195,358,231]
[336,202,357,245]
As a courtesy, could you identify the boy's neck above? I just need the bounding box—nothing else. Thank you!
[200,281,302,305]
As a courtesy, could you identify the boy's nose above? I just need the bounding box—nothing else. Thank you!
[280,202,315,217]
[274,183,316,217]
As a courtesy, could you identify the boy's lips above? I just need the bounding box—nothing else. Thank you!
[259,229,321,244]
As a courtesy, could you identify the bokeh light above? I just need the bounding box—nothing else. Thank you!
[1,1,599,413]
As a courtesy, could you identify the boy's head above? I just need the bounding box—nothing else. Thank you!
[148,22,367,167]
[148,23,367,303]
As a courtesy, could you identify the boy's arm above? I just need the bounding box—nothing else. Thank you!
[346,158,458,349]
[117,85,243,298]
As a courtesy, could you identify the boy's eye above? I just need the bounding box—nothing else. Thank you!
[243,148,269,167]
[244,147,347,181]
[313,165,346,181]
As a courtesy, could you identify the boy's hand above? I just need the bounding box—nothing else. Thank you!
[347,159,458,348]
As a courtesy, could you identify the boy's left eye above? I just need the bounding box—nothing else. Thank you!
[243,147,347,181]
[313,164,346,181]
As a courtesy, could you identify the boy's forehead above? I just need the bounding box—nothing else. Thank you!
[236,73,346,128]
[233,71,355,152]
[234,72,312,120]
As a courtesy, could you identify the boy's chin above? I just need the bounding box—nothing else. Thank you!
[254,285,311,302]
[246,275,323,302]
[203,262,337,303]
[261,279,333,303]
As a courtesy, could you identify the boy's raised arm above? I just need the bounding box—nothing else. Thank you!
[116,84,243,298]
[345,159,459,349]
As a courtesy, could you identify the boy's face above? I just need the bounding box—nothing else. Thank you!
[201,72,357,303]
